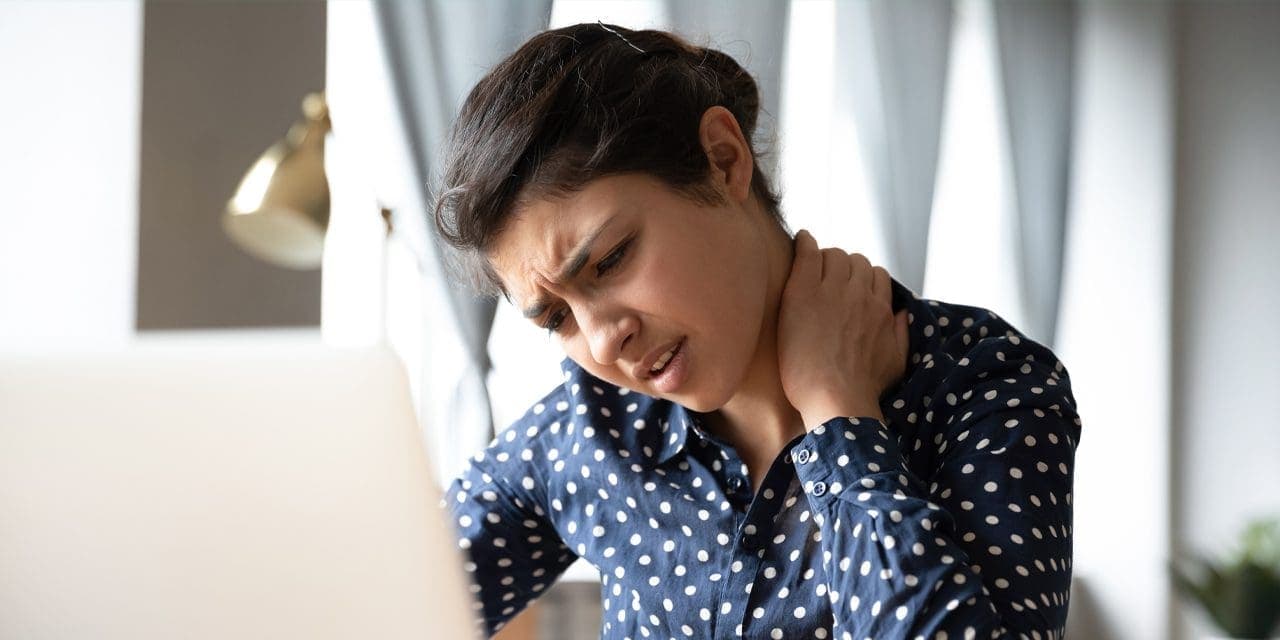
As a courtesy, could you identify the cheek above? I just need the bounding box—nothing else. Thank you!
[687,261,768,332]
[632,244,768,351]
[561,339,627,385]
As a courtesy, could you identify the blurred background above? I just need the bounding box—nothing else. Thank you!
[1,0,1277,638]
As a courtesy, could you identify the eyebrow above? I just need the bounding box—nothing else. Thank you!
[521,214,620,320]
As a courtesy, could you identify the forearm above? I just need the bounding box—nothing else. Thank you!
[791,417,1072,638]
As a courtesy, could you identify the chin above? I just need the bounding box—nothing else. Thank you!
[678,396,720,413]
[673,381,736,414]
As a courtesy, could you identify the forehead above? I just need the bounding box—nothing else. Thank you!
[487,175,640,302]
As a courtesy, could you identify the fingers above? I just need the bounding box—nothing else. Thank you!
[821,248,850,282]
[871,265,891,302]
[792,232,891,300]
[787,229,821,290]
[848,252,872,291]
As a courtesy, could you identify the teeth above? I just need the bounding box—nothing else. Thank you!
[650,345,678,373]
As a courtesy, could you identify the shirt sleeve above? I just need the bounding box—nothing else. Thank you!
[444,446,580,638]
[790,335,1081,640]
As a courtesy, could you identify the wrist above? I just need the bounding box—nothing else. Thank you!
[800,396,884,431]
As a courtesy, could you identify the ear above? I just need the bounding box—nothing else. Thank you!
[698,106,753,204]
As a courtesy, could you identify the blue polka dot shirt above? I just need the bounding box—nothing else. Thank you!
[446,281,1082,639]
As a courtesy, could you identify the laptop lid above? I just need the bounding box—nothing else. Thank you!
[0,340,478,639]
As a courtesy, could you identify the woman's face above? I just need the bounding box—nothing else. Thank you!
[488,173,777,412]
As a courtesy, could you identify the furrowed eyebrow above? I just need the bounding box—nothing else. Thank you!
[520,214,620,319]
[522,300,549,320]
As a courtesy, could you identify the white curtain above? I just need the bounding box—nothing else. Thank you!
[373,0,553,477]
[993,0,1076,346]
[834,0,954,293]
[662,0,791,178]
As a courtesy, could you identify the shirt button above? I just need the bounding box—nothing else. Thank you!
[795,449,811,465]
[728,476,745,492]
[741,534,759,551]
[811,481,828,497]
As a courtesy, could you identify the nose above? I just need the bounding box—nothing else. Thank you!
[577,301,638,366]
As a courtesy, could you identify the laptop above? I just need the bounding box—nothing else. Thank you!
[0,340,479,639]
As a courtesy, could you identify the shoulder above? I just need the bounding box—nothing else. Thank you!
[890,277,1052,366]
[467,372,576,483]
[460,359,679,490]
[891,282,1079,432]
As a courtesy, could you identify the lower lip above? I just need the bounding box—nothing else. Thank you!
[650,339,687,394]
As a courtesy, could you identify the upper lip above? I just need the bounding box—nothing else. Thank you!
[635,338,682,381]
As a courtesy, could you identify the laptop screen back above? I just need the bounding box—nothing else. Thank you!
[0,341,478,639]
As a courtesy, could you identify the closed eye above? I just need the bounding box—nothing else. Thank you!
[596,237,632,277]
[541,234,635,336]
[542,308,569,335]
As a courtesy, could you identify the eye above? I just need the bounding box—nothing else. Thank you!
[543,307,570,336]
[595,237,633,277]
[539,234,634,336]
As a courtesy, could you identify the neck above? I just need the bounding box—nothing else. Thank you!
[706,221,806,455]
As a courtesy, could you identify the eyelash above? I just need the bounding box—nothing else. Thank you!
[543,237,633,335]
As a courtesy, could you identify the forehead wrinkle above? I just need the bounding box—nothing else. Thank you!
[519,270,557,318]
[490,204,564,317]
[502,180,628,319]
[507,218,573,320]
[516,214,620,319]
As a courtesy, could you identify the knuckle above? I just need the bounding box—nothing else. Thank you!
[820,249,844,269]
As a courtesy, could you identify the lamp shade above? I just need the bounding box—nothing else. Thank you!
[224,92,331,270]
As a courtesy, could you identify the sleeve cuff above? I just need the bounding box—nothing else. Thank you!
[789,417,911,501]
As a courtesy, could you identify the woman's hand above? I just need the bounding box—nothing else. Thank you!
[777,230,910,431]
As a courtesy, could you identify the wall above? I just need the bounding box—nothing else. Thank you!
[1172,3,1280,638]
[0,0,329,341]
[0,0,142,347]
[135,1,325,330]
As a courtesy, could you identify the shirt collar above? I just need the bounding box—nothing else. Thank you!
[653,402,708,466]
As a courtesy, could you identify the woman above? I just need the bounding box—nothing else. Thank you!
[436,22,1080,640]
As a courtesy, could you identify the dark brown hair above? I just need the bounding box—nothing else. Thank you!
[432,22,784,295]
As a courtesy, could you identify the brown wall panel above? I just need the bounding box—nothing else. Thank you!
[137,0,325,330]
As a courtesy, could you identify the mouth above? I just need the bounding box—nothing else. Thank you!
[640,338,687,394]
